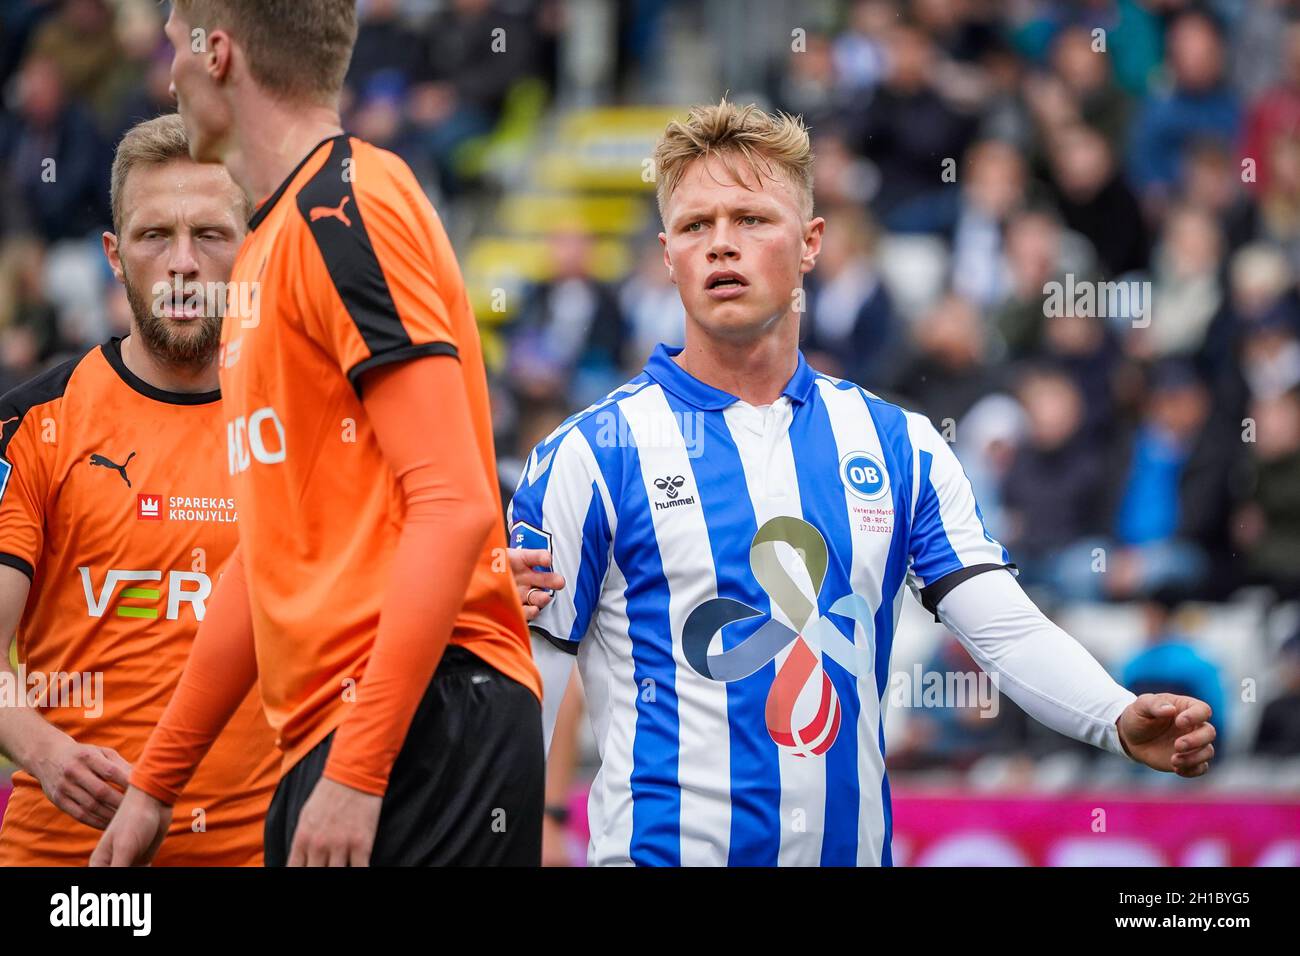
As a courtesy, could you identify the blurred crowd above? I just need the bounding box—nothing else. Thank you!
[1,0,1299,774]
[0,0,562,387]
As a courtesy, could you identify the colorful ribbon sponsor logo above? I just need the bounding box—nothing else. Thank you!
[682,516,876,758]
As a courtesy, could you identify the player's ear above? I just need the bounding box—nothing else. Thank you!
[659,233,675,284]
[101,231,125,283]
[207,29,234,84]
[800,216,826,274]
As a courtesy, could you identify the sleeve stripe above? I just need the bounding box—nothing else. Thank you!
[910,448,962,584]
[919,562,1015,617]
[532,625,579,653]
[297,137,415,362]
[0,552,34,580]
[570,485,612,641]
[347,342,459,397]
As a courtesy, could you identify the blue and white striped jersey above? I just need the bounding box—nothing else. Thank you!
[508,345,1012,866]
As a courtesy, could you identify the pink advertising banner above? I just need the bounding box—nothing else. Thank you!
[890,790,1300,867]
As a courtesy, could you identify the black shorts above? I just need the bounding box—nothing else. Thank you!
[264,645,544,866]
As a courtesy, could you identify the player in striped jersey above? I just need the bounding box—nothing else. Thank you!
[509,101,1217,867]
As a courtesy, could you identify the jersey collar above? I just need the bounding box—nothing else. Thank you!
[248,133,349,231]
[643,344,817,411]
[101,338,222,406]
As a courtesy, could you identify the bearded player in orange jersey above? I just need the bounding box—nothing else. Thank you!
[94,1,542,867]
[0,114,278,866]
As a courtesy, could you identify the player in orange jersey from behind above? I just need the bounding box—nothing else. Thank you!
[95,0,543,867]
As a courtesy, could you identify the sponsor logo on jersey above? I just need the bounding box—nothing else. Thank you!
[136,494,236,523]
[309,195,353,227]
[227,406,286,475]
[682,516,876,758]
[839,451,889,502]
[652,475,695,511]
[79,567,213,622]
[89,452,136,488]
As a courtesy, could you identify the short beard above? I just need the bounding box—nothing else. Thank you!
[123,269,223,371]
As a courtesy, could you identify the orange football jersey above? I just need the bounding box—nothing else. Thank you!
[217,134,538,781]
[0,340,277,866]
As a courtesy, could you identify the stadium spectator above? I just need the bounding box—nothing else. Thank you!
[1121,602,1228,743]
[999,364,1108,596]
[899,293,1000,427]
[853,19,976,222]
[1128,204,1225,361]
[1253,630,1300,757]
[989,206,1095,360]
[1103,361,1217,603]
[1235,386,1300,599]
[409,0,547,192]
[22,0,126,133]
[0,53,109,241]
[619,240,685,366]
[799,205,899,389]
[949,139,1031,308]
[1044,123,1148,276]
[1127,9,1240,207]
[506,227,628,408]
[1025,25,1132,153]
[1241,17,1300,198]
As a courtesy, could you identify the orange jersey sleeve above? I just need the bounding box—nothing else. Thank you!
[296,148,459,393]
[130,549,259,805]
[322,354,499,795]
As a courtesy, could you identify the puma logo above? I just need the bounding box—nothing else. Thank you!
[309,195,352,227]
[89,452,136,488]
[1,416,17,429]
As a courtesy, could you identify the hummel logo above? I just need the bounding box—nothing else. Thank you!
[309,196,352,227]
[654,475,686,499]
[652,475,695,511]
[89,452,136,488]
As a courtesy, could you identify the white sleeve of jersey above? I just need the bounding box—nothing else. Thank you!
[532,631,577,755]
[936,569,1137,758]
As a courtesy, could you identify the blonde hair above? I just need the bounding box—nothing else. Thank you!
[173,0,357,106]
[654,100,815,221]
[110,114,251,232]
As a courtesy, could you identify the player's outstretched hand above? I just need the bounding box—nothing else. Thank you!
[32,735,132,829]
[508,548,566,622]
[1117,693,1216,777]
[288,777,382,867]
[89,786,172,866]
